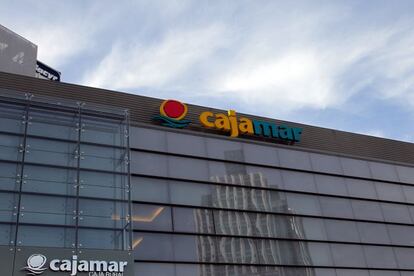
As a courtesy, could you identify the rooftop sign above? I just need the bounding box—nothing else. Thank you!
[154,99,302,143]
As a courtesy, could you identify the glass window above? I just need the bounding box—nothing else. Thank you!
[25,138,77,167]
[387,225,414,246]
[302,217,327,240]
[369,162,399,182]
[249,213,272,238]
[217,237,257,264]
[27,109,78,141]
[351,200,384,221]
[134,232,173,261]
[0,103,25,134]
[346,179,378,200]
[381,203,412,224]
[331,244,366,267]
[357,222,390,245]
[363,245,397,268]
[394,247,414,269]
[134,262,174,276]
[79,171,127,200]
[402,185,414,204]
[79,228,125,250]
[168,156,208,181]
[286,193,322,216]
[0,224,14,245]
[131,177,170,204]
[130,127,167,151]
[17,225,75,248]
[22,165,76,196]
[315,174,348,196]
[167,132,206,156]
[0,162,20,191]
[133,204,172,231]
[245,166,283,189]
[277,148,312,170]
[309,153,343,174]
[0,133,23,161]
[340,157,372,178]
[81,115,125,146]
[205,138,243,161]
[209,161,249,185]
[214,210,253,236]
[370,271,402,276]
[79,199,128,229]
[325,220,360,242]
[130,152,168,176]
[174,235,217,262]
[242,143,279,166]
[320,197,354,219]
[307,243,333,266]
[20,194,75,226]
[281,171,316,193]
[396,165,414,184]
[170,182,213,207]
[80,144,127,172]
[174,207,214,234]
[314,268,337,276]
[0,192,18,223]
[336,269,370,276]
[375,182,405,202]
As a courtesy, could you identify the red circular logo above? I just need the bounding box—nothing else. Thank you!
[160,100,188,120]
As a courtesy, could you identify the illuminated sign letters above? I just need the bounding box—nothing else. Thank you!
[154,100,303,143]
[200,110,302,142]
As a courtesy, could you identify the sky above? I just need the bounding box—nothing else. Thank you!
[2,0,414,142]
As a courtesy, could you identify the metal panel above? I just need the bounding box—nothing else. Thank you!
[0,25,37,77]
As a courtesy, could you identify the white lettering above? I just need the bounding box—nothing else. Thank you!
[119,262,127,272]
[90,261,108,272]
[60,260,71,271]
[28,254,128,275]
[71,255,78,276]
[108,261,118,272]
[50,259,60,271]
[78,260,89,272]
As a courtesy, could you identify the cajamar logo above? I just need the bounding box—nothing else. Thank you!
[153,99,191,128]
[23,254,47,275]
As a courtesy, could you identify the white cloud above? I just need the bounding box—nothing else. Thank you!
[78,1,414,118]
[83,24,228,89]
[4,0,414,121]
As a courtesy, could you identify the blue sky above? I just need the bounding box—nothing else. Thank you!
[2,0,414,142]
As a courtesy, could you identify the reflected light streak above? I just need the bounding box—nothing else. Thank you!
[132,237,143,249]
[112,207,165,222]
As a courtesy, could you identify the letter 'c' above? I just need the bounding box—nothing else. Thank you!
[199,111,215,128]
[50,260,60,271]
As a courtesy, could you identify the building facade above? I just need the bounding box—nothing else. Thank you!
[2,71,414,276]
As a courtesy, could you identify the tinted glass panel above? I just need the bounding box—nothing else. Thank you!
[0,162,20,191]
[375,181,405,202]
[130,127,166,151]
[17,226,75,248]
[131,177,170,203]
[309,153,343,174]
[27,109,78,140]
[133,204,172,231]
[174,207,213,234]
[369,162,399,182]
[340,157,372,178]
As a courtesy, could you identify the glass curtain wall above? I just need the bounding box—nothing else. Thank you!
[0,90,132,251]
